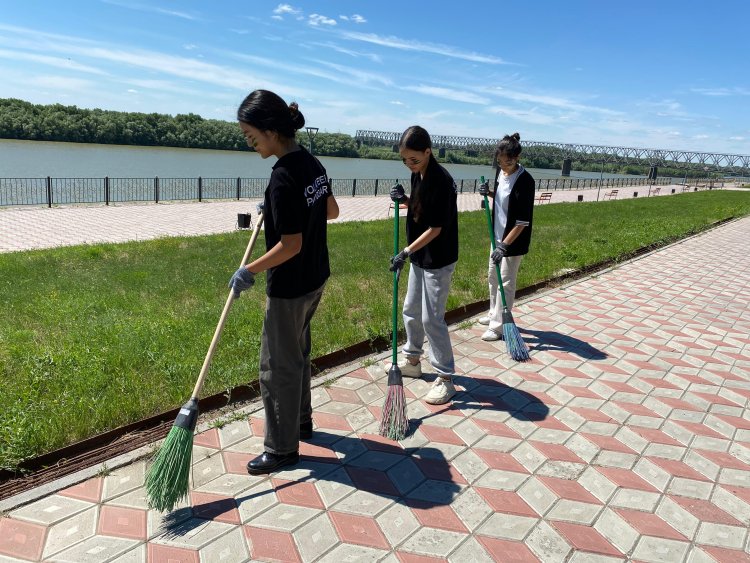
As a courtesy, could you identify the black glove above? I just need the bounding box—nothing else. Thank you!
[390,183,406,203]
[229,267,255,298]
[491,242,509,264]
[478,181,490,196]
[389,248,410,272]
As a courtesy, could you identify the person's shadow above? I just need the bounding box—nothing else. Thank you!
[519,327,608,360]
[162,373,553,537]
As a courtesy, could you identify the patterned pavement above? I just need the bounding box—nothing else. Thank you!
[0,184,723,253]
[1,217,749,562]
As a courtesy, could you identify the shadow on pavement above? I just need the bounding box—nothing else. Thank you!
[519,327,607,360]
[162,429,462,537]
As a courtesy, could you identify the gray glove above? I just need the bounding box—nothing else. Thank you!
[229,267,255,298]
[478,181,490,196]
[491,242,509,264]
[256,202,265,214]
[390,183,406,203]
[389,248,410,272]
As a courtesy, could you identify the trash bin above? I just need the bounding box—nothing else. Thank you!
[577,195,583,202]
[237,213,252,229]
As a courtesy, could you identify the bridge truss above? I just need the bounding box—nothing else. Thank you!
[354,130,750,174]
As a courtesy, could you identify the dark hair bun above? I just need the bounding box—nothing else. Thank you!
[510,132,521,142]
[289,102,305,130]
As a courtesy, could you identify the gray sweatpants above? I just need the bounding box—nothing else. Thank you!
[402,262,456,378]
[259,284,324,455]
[487,254,523,332]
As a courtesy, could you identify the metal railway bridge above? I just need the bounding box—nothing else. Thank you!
[354,130,750,175]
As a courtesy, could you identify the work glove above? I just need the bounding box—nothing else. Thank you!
[389,248,410,272]
[256,202,265,214]
[390,183,406,203]
[491,242,509,265]
[229,267,255,298]
[478,181,490,196]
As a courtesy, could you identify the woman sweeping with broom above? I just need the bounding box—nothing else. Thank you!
[389,125,459,405]
[229,89,339,474]
[477,133,535,343]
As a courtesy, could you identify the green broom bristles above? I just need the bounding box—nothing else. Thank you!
[146,398,198,513]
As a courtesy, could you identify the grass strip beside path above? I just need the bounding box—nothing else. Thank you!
[1,191,749,470]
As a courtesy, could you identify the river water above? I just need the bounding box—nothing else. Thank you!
[0,139,638,181]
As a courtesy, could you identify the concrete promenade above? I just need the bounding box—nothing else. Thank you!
[0,183,721,253]
[0,207,748,560]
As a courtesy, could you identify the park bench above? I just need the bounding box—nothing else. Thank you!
[535,192,552,204]
[681,185,691,193]
[648,186,661,197]
[603,189,618,200]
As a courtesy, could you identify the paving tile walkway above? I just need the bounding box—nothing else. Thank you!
[1,213,749,561]
[0,184,733,253]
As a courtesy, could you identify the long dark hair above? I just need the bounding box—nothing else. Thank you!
[237,89,305,139]
[495,132,522,162]
[399,125,434,222]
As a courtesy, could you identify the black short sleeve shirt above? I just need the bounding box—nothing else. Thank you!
[405,156,459,269]
[263,147,331,298]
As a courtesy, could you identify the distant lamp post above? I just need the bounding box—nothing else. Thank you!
[305,126,319,154]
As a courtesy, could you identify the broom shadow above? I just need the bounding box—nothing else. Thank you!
[518,327,608,360]
[160,430,462,537]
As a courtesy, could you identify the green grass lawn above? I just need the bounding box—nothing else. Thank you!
[1,191,749,470]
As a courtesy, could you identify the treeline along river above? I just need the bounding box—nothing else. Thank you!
[0,139,650,206]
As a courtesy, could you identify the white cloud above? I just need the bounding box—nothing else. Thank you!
[308,41,382,64]
[127,88,138,93]
[340,31,511,65]
[102,0,198,21]
[0,48,107,75]
[691,87,750,97]
[403,85,490,105]
[271,15,283,21]
[183,44,197,50]
[309,14,337,26]
[273,4,301,16]
[482,86,621,116]
[729,136,745,141]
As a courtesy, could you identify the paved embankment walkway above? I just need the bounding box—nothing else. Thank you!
[1,214,748,562]
[0,184,729,253]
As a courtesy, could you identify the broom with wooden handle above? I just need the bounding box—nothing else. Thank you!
[481,177,530,362]
[146,206,265,512]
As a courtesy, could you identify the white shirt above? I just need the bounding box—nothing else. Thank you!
[493,165,524,244]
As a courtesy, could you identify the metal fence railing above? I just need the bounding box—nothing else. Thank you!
[0,176,723,207]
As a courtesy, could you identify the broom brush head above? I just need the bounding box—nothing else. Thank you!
[501,308,530,362]
[379,364,409,441]
[145,398,199,512]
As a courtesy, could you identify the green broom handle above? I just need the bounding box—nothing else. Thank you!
[482,187,509,309]
[392,194,400,366]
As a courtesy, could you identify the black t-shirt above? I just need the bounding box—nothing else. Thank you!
[263,147,331,298]
[405,156,459,269]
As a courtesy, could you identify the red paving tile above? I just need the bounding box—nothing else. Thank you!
[98,505,147,540]
[326,387,363,404]
[193,427,221,449]
[405,499,468,533]
[58,477,103,503]
[148,543,200,563]
[299,441,340,464]
[614,508,687,540]
[476,536,541,562]
[695,450,750,471]
[222,450,254,474]
[473,449,530,474]
[699,546,750,563]
[312,412,353,432]
[569,406,616,423]
[413,457,468,484]
[551,521,622,557]
[538,476,603,505]
[632,427,684,446]
[581,433,638,455]
[244,526,301,562]
[473,418,522,439]
[655,396,702,411]
[345,466,400,496]
[528,441,584,463]
[669,496,745,526]
[673,420,727,439]
[329,511,390,549]
[596,467,660,492]
[395,553,447,563]
[418,424,466,446]
[190,492,241,525]
[272,479,325,510]
[474,488,538,517]
[0,518,47,561]
[611,401,661,418]
[647,457,711,481]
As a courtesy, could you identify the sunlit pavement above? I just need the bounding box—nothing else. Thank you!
[1,214,748,562]
[0,184,735,253]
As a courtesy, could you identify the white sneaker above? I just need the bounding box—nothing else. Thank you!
[478,316,491,326]
[384,359,422,378]
[481,329,503,341]
[425,377,456,405]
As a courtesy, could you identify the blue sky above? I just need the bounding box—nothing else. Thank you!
[0,1,748,154]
